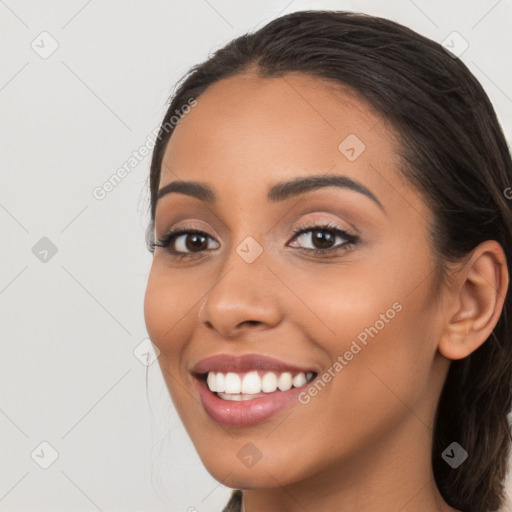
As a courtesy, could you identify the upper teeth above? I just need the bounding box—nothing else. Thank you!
[206,371,314,394]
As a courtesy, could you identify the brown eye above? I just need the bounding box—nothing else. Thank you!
[310,230,337,249]
[152,228,220,256]
[180,233,209,252]
[289,223,358,253]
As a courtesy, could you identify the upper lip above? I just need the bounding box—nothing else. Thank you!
[191,354,317,376]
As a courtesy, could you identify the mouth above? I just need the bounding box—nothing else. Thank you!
[190,354,319,427]
[197,369,317,401]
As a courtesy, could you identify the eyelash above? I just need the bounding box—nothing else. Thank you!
[151,222,359,260]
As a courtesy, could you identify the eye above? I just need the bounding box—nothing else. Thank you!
[288,222,359,254]
[151,227,219,258]
[151,222,359,259]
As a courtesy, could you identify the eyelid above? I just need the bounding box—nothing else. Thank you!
[153,216,360,257]
[290,219,356,237]
[287,213,358,238]
[156,220,221,241]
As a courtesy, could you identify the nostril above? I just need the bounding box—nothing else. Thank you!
[239,320,260,328]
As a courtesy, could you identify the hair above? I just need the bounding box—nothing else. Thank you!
[145,10,512,512]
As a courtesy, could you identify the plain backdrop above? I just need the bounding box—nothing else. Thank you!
[1,1,511,511]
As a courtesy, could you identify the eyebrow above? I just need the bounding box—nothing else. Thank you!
[157,174,385,212]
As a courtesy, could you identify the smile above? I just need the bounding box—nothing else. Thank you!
[191,354,318,427]
[206,370,315,400]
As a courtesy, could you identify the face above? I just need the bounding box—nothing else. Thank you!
[144,72,450,489]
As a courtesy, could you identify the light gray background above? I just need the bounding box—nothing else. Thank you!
[1,1,511,511]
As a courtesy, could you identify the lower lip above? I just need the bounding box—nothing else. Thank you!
[195,376,309,427]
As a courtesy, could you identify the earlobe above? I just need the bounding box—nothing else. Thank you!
[438,240,509,361]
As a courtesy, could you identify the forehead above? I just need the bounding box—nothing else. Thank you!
[159,71,416,213]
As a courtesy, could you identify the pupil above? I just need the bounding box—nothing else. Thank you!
[186,234,207,252]
[313,230,334,249]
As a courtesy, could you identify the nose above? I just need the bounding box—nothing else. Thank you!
[197,242,283,339]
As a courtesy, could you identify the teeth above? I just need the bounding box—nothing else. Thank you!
[224,372,241,394]
[277,372,292,391]
[205,370,314,396]
[215,372,225,393]
[261,372,278,392]
[207,372,217,392]
[241,371,261,394]
[217,393,258,401]
[292,373,307,388]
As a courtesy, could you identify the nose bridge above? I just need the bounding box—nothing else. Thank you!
[198,234,282,336]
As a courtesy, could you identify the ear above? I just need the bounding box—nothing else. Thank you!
[438,240,509,360]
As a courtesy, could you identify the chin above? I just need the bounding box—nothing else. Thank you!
[196,442,314,490]
[205,464,295,490]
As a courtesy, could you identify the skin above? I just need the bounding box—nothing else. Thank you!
[144,71,508,512]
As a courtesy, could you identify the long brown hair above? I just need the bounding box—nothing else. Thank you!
[145,11,512,511]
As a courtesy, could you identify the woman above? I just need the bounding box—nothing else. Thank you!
[143,10,512,512]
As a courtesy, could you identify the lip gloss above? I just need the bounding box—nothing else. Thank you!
[195,376,307,427]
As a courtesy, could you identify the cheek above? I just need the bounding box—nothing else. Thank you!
[289,260,437,411]
[143,265,201,414]
[287,262,404,349]
[143,270,168,351]
[143,263,193,356]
